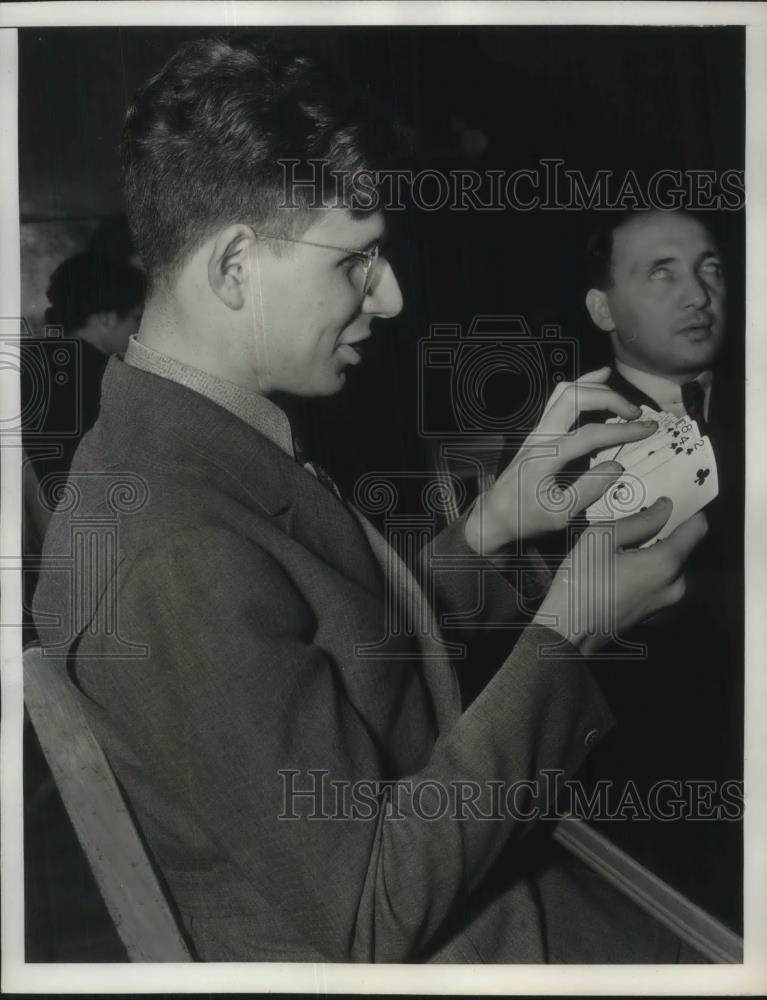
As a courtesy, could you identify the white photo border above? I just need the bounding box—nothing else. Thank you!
[2,1,765,994]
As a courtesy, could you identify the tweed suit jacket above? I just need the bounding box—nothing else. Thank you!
[33,357,614,963]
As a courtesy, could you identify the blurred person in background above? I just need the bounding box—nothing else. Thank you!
[42,249,145,465]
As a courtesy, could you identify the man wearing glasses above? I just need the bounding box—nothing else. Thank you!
[34,38,707,963]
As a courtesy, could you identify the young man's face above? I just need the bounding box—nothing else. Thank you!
[592,211,726,380]
[248,208,403,397]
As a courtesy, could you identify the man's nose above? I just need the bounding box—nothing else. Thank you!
[681,270,712,310]
[362,259,403,319]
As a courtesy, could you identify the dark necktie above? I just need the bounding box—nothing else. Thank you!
[293,436,344,502]
[682,380,707,435]
[305,460,345,502]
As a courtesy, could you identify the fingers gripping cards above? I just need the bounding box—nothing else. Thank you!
[587,406,719,546]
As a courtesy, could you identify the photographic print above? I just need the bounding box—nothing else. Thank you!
[1,1,765,994]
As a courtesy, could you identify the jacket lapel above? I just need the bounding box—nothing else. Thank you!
[349,507,462,735]
[607,370,661,411]
[280,464,386,597]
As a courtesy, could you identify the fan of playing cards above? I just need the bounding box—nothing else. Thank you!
[586,405,719,547]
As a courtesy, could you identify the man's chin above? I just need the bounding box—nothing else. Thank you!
[667,333,723,374]
[678,344,722,373]
[315,370,348,396]
[280,372,347,399]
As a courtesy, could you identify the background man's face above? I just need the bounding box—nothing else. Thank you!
[248,208,402,397]
[603,212,726,378]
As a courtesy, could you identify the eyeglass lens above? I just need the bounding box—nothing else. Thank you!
[359,247,379,299]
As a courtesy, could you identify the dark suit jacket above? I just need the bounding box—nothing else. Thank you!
[591,368,743,783]
[581,368,744,929]
[32,357,614,963]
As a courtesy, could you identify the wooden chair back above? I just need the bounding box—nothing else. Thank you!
[23,645,193,962]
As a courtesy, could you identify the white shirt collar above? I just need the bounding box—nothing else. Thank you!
[124,334,295,457]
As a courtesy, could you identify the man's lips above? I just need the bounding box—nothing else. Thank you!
[677,319,714,335]
[337,339,368,365]
[339,333,371,350]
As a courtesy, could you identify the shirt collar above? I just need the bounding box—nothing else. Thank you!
[615,360,713,420]
[124,334,295,458]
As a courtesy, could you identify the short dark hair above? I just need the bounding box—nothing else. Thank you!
[123,37,410,285]
[584,208,720,291]
[44,251,146,331]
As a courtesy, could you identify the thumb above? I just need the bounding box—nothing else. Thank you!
[576,365,612,385]
[613,496,673,549]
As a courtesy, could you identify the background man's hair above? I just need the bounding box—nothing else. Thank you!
[583,207,721,291]
[122,37,411,285]
[44,251,146,331]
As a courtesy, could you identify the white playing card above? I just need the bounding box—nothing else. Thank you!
[589,409,681,515]
[591,424,626,467]
[610,407,676,467]
[592,410,704,474]
[637,437,718,545]
[663,416,705,461]
[591,406,667,467]
[585,435,718,547]
[621,416,701,479]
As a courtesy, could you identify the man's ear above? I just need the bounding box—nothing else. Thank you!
[585,288,615,333]
[207,224,256,310]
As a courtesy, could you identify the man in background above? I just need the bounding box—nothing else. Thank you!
[38,249,145,473]
[582,208,743,928]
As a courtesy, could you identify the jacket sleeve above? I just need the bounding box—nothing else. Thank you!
[424,509,554,680]
[73,526,613,963]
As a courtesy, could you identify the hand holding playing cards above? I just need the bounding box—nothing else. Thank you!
[465,367,659,555]
[586,404,719,547]
[534,498,708,655]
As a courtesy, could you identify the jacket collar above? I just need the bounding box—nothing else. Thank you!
[124,334,296,458]
[96,358,385,595]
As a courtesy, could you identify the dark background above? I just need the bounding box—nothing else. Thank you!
[19,25,745,959]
